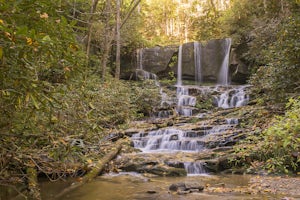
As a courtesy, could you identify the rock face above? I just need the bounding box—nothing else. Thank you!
[229,44,250,84]
[121,38,249,84]
[176,39,232,82]
[139,45,178,74]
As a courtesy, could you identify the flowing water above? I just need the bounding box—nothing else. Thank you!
[218,38,231,85]
[194,42,202,84]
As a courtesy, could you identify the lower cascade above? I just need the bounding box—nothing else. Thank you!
[130,115,244,175]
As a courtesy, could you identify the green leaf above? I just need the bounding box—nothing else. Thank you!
[41,35,52,44]
[30,94,40,109]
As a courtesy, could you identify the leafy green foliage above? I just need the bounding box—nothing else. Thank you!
[0,0,155,182]
[220,0,300,103]
[259,98,300,173]
[129,80,162,118]
[249,13,300,103]
[235,98,300,173]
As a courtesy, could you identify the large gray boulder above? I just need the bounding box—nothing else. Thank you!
[140,45,178,74]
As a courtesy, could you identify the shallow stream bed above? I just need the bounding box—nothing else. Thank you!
[37,173,299,200]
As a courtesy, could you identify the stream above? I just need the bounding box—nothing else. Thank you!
[38,173,291,200]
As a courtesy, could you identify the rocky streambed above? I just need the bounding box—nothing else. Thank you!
[114,105,262,177]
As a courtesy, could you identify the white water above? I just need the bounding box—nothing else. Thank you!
[132,128,204,152]
[137,48,143,69]
[177,45,183,86]
[194,42,202,84]
[218,38,231,85]
[215,85,250,109]
[176,86,195,117]
[184,162,207,175]
[131,117,241,175]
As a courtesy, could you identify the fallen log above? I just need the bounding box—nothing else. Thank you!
[54,139,124,199]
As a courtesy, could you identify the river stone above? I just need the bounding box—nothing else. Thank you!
[169,182,186,191]
[147,166,187,177]
[169,182,204,192]
[185,182,204,191]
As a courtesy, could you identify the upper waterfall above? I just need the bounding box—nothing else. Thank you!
[177,45,183,86]
[194,42,202,84]
[218,38,231,85]
[137,48,143,70]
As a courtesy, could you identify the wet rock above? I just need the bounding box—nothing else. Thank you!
[169,182,186,191]
[165,161,185,169]
[169,182,204,193]
[185,182,204,191]
[148,166,187,177]
[205,159,219,172]
[170,134,178,140]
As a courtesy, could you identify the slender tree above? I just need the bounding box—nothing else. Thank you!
[115,0,121,79]
[86,0,100,60]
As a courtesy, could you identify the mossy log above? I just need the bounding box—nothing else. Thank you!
[54,140,124,199]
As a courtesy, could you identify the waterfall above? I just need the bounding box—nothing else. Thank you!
[218,38,231,85]
[177,45,183,86]
[132,129,204,152]
[135,69,158,83]
[176,86,195,117]
[215,85,250,109]
[137,48,143,70]
[184,162,207,175]
[194,42,202,84]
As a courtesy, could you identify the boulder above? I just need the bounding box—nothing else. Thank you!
[119,157,187,177]
[169,182,186,191]
[140,45,178,75]
[169,182,204,194]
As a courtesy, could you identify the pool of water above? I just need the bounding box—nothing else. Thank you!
[37,173,280,200]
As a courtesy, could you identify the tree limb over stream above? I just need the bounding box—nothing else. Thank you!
[54,139,124,199]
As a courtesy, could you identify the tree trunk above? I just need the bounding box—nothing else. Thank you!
[115,0,121,79]
[101,35,113,80]
[102,0,112,80]
[86,0,99,59]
